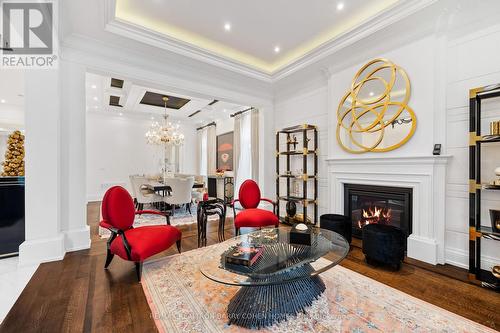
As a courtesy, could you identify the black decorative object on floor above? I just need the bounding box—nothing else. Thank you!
[197,198,226,247]
[320,214,352,244]
[227,264,325,329]
[362,223,405,270]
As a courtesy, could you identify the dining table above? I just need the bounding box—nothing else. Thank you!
[144,181,204,194]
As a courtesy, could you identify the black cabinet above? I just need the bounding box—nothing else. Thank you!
[207,176,234,204]
[0,177,25,257]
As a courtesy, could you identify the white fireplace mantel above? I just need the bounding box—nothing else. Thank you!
[325,155,452,265]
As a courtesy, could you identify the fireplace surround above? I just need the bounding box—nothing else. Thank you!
[344,183,412,240]
[327,155,450,265]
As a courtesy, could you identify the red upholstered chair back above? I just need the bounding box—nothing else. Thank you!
[101,186,135,231]
[238,179,261,209]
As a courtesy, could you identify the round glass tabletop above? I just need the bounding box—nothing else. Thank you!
[200,227,349,286]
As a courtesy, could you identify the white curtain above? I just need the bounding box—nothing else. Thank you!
[199,128,208,176]
[233,115,241,182]
[251,109,259,182]
[235,112,252,195]
[207,125,216,175]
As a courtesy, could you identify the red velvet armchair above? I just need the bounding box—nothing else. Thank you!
[100,186,182,281]
[232,180,279,235]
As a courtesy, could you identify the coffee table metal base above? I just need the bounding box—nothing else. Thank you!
[227,266,325,329]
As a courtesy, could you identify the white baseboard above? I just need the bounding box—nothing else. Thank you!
[64,226,91,252]
[445,246,498,271]
[18,234,65,266]
[444,247,468,269]
[407,235,439,265]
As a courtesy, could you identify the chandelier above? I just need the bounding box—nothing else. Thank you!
[145,96,184,146]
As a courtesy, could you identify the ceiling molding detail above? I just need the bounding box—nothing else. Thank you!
[104,0,437,82]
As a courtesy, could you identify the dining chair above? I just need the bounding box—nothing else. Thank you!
[191,175,206,204]
[129,175,139,207]
[163,176,195,215]
[130,175,163,210]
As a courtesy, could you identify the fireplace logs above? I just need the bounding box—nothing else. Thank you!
[358,206,392,228]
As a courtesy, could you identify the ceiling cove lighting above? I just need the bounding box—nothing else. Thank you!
[336,2,345,11]
[224,23,231,31]
[115,1,399,73]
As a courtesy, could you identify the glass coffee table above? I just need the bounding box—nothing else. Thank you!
[200,227,349,329]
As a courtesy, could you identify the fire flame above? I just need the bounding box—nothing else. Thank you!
[358,206,392,228]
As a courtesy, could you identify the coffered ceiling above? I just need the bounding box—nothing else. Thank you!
[86,73,248,124]
[110,0,401,76]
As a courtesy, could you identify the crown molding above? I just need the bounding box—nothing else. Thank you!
[60,34,273,109]
[103,0,438,83]
[104,0,272,82]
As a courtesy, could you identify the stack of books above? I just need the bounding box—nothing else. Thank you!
[225,244,264,267]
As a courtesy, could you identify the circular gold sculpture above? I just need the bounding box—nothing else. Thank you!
[336,58,416,153]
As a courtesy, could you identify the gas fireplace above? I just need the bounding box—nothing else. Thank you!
[344,184,412,240]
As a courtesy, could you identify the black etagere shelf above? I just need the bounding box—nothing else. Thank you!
[276,124,318,225]
[469,84,500,291]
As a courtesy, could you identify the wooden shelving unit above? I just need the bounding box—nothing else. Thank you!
[468,84,500,290]
[276,124,318,225]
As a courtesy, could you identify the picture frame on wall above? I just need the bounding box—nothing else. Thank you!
[217,131,234,171]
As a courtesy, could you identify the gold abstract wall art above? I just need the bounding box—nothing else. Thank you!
[336,58,416,153]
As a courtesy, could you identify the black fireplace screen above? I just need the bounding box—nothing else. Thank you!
[344,184,412,239]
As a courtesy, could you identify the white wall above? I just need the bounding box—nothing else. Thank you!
[216,117,234,135]
[444,24,500,270]
[0,105,24,128]
[274,83,329,218]
[86,112,197,201]
[274,18,500,268]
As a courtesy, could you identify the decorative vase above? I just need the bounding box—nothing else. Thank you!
[286,201,297,218]
[493,266,500,279]
[490,209,500,233]
[493,167,500,186]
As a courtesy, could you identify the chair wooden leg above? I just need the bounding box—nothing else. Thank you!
[104,250,114,268]
[176,239,182,253]
[135,262,143,281]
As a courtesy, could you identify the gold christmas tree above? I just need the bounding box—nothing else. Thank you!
[1,130,25,176]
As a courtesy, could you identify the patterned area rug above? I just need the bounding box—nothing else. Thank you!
[141,247,495,333]
[99,205,230,238]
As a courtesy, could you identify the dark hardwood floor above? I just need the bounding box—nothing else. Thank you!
[1,202,499,332]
